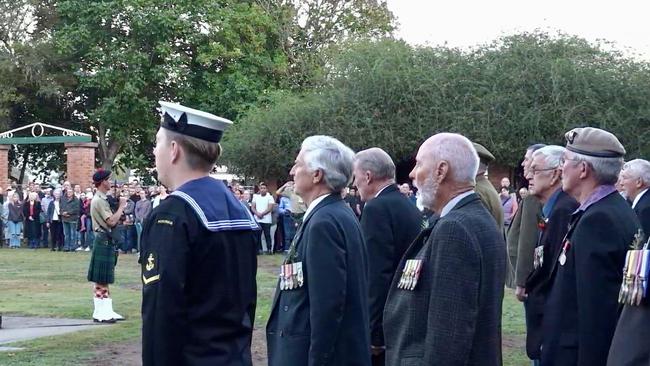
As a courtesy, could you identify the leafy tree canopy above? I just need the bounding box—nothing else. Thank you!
[222,32,650,180]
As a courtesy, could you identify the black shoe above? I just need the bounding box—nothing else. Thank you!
[93,318,117,324]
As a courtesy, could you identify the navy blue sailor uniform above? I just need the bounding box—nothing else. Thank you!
[140,177,259,366]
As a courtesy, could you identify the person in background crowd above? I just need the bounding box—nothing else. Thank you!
[47,189,64,251]
[276,180,306,229]
[81,190,94,251]
[3,188,12,247]
[73,184,82,199]
[121,192,137,254]
[134,189,152,253]
[345,186,362,218]
[518,187,529,202]
[509,144,545,293]
[384,133,505,366]
[277,187,294,251]
[266,135,370,366]
[252,182,276,254]
[62,181,71,197]
[78,193,92,252]
[501,187,516,230]
[523,146,578,365]
[607,158,650,365]
[23,192,42,249]
[61,187,81,252]
[7,192,24,248]
[541,128,638,366]
[151,185,167,208]
[354,147,423,366]
[40,188,53,248]
[0,187,4,247]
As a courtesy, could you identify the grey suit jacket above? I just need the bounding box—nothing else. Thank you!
[383,193,506,366]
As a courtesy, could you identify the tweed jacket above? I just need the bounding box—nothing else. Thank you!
[383,193,506,366]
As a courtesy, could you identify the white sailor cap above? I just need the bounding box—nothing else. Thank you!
[159,101,233,143]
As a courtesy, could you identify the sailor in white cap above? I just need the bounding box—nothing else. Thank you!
[140,102,259,366]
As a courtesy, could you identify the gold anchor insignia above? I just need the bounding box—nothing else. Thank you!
[146,253,155,271]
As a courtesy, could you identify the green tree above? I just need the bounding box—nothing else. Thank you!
[52,0,288,169]
[223,33,650,180]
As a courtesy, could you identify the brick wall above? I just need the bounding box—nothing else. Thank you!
[65,143,98,191]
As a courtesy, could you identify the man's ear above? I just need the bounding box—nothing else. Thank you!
[313,169,323,185]
[435,160,450,183]
[170,140,181,164]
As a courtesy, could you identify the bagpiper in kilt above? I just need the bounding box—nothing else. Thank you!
[87,168,128,323]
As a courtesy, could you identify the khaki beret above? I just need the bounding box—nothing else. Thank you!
[472,142,495,164]
[564,127,625,158]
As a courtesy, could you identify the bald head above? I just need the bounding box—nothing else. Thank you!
[420,133,479,185]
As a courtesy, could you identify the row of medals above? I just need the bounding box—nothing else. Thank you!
[618,249,649,306]
[280,262,304,291]
[398,259,423,291]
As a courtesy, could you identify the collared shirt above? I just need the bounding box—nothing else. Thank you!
[90,190,113,232]
[542,188,563,218]
[632,188,649,209]
[304,193,331,221]
[575,185,617,213]
[41,195,53,213]
[440,190,475,218]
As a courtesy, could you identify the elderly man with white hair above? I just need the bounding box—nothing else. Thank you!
[541,127,639,366]
[266,135,370,366]
[607,158,650,366]
[383,133,506,366]
[522,145,578,364]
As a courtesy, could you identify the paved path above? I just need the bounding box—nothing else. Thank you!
[0,316,112,351]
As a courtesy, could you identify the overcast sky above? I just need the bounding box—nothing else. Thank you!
[386,0,650,60]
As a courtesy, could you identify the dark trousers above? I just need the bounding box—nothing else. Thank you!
[121,225,137,252]
[50,221,64,250]
[41,223,49,248]
[282,215,296,248]
[372,352,385,366]
[258,223,272,253]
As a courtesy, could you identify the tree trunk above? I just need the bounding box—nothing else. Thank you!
[96,125,122,170]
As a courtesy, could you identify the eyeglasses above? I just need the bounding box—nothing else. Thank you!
[530,166,559,175]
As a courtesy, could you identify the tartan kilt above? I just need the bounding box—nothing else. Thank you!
[87,232,117,284]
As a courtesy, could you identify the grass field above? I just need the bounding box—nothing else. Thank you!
[0,248,528,365]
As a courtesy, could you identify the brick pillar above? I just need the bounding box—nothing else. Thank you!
[65,142,98,191]
[0,145,10,191]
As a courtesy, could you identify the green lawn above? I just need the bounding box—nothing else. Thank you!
[0,248,528,365]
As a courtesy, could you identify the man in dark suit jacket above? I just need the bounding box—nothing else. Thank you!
[541,127,639,366]
[523,146,579,362]
[266,135,370,366]
[607,158,650,366]
[383,133,506,366]
[353,148,423,366]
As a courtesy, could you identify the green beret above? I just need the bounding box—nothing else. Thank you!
[472,142,495,164]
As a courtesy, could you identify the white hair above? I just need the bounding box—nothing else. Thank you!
[533,145,565,168]
[575,154,624,185]
[427,133,479,185]
[302,135,355,192]
[354,148,396,181]
[623,159,650,186]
